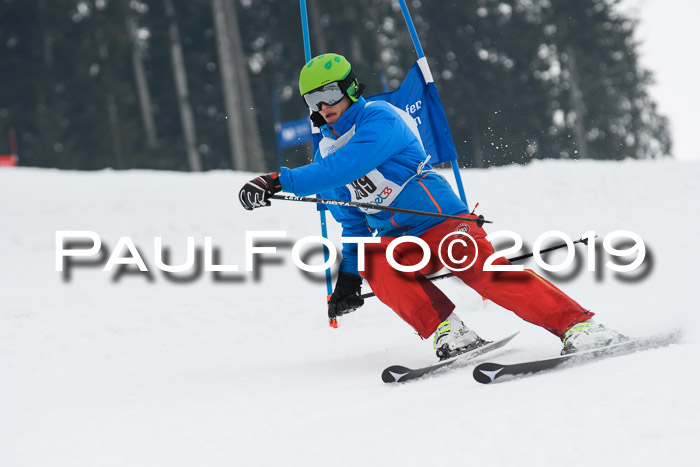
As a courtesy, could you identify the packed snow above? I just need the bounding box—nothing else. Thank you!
[1,159,698,466]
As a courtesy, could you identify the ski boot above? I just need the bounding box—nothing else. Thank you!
[433,312,486,360]
[561,319,626,355]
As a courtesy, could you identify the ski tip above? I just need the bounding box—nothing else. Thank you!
[473,362,506,384]
[504,331,520,341]
[382,365,412,384]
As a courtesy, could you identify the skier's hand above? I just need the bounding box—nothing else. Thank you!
[328,272,364,318]
[239,173,282,210]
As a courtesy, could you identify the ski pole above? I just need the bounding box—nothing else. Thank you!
[356,236,592,301]
[271,194,491,227]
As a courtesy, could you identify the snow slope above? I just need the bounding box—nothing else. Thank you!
[1,159,699,467]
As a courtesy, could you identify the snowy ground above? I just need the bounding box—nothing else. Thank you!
[1,159,699,466]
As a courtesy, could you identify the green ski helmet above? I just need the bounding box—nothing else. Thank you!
[299,53,364,103]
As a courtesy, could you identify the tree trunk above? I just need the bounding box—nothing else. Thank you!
[307,0,328,53]
[95,27,125,169]
[225,0,266,171]
[36,0,57,161]
[563,44,589,160]
[105,93,125,168]
[164,0,202,171]
[344,6,365,66]
[127,16,158,149]
[212,0,247,170]
[556,14,589,160]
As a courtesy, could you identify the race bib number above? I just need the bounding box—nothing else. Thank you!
[348,172,401,214]
[317,103,428,215]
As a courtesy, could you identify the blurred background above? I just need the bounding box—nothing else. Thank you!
[0,0,682,172]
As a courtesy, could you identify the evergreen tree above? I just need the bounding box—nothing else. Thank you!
[542,0,671,160]
[0,0,671,171]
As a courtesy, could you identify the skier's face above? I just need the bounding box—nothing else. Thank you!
[319,96,351,124]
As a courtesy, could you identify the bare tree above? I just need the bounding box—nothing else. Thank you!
[556,17,589,160]
[127,15,158,149]
[224,0,266,171]
[94,26,125,169]
[562,44,590,160]
[164,0,202,171]
[308,0,328,53]
[212,0,247,170]
[35,0,58,159]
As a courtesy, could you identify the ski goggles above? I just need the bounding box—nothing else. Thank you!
[302,82,345,111]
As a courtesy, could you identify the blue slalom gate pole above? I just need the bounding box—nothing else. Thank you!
[299,0,312,60]
[397,0,469,208]
[299,0,335,321]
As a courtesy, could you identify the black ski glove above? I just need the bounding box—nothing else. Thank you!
[239,173,282,210]
[328,272,364,319]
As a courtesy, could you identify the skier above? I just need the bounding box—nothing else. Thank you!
[239,53,623,358]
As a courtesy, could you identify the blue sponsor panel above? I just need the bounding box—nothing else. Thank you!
[367,62,458,164]
[277,117,313,149]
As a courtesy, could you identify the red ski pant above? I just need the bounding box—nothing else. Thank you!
[360,214,592,339]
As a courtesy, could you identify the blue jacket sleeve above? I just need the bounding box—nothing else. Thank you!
[279,105,410,196]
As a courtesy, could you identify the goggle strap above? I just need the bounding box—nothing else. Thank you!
[338,70,359,97]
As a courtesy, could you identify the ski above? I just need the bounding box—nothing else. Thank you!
[473,330,682,384]
[382,332,519,383]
